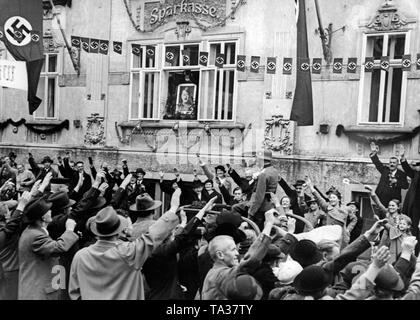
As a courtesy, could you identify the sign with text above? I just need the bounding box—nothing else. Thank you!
[0,59,27,91]
[144,0,226,31]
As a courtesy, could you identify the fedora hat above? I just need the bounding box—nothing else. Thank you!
[135,168,146,176]
[191,180,203,189]
[24,197,53,223]
[47,191,76,212]
[290,239,323,268]
[226,274,263,300]
[293,180,306,188]
[41,156,54,164]
[375,264,405,292]
[130,193,162,212]
[306,197,318,205]
[256,150,273,161]
[88,206,129,237]
[293,265,330,295]
[211,223,247,244]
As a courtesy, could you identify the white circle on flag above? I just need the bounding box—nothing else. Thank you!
[4,16,33,46]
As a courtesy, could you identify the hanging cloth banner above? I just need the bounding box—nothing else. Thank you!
[266,57,277,74]
[132,44,141,56]
[89,38,99,53]
[333,58,343,74]
[365,57,374,72]
[250,56,260,73]
[380,56,390,71]
[237,55,246,72]
[0,59,28,91]
[166,47,178,65]
[347,58,358,73]
[81,38,90,53]
[402,55,411,71]
[99,40,109,55]
[312,58,322,74]
[298,57,310,72]
[215,53,225,68]
[182,49,190,66]
[283,58,293,75]
[199,51,208,66]
[146,45,155,59]
[113,41,122,54]
[71,36,81,48]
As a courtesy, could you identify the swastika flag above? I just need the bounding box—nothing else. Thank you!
[0,0,44,115]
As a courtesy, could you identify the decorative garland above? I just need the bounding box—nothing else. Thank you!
[191,0,247,31]
[0,118,69,134]
[123,0,247,33]
[336,124,420,145]
[24,120,70,135]
[0,118,26,129]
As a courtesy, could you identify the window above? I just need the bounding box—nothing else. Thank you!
[129,45,161,120]
[129,40,238,121]
[358,32,409,125]
[35,53,59,119]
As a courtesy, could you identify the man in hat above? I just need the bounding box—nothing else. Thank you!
[201,209,279,300]
[130,191,164,240]
[227,165,256,201]
[18,196,79,300]
[143,197,218,300]
[29,154,58,182]
[369,142,408,207]
[68,187,183,300]
[0,191,32,300]
[247,150,279,229]
[135,168,154,197]
[68,161,92,201]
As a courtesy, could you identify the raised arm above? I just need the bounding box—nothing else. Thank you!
[306,177,329,212]
[364,185,388,219]
[248,172,267,218]
[369,142,385,174]
[32,219,79,257]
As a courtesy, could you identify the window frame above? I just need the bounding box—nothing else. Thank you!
[129,43,162,121]
[357,30,410,126]
[34,51,61,120]
[128,38,239,122]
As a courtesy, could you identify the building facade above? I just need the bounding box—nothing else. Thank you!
[1,0,419,220]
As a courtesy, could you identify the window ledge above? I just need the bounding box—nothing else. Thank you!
[344,125,414,134]
[118,121,246,130]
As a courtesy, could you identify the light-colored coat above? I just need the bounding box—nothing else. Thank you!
[18,226,78,300]
[68,210,179,300]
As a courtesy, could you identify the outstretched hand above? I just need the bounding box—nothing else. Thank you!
[120,173,133,190]
[372,246,391,268]
[365,219,388,241]
[370,142,379,154]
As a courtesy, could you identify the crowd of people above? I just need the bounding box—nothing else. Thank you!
[0,140,420,300]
